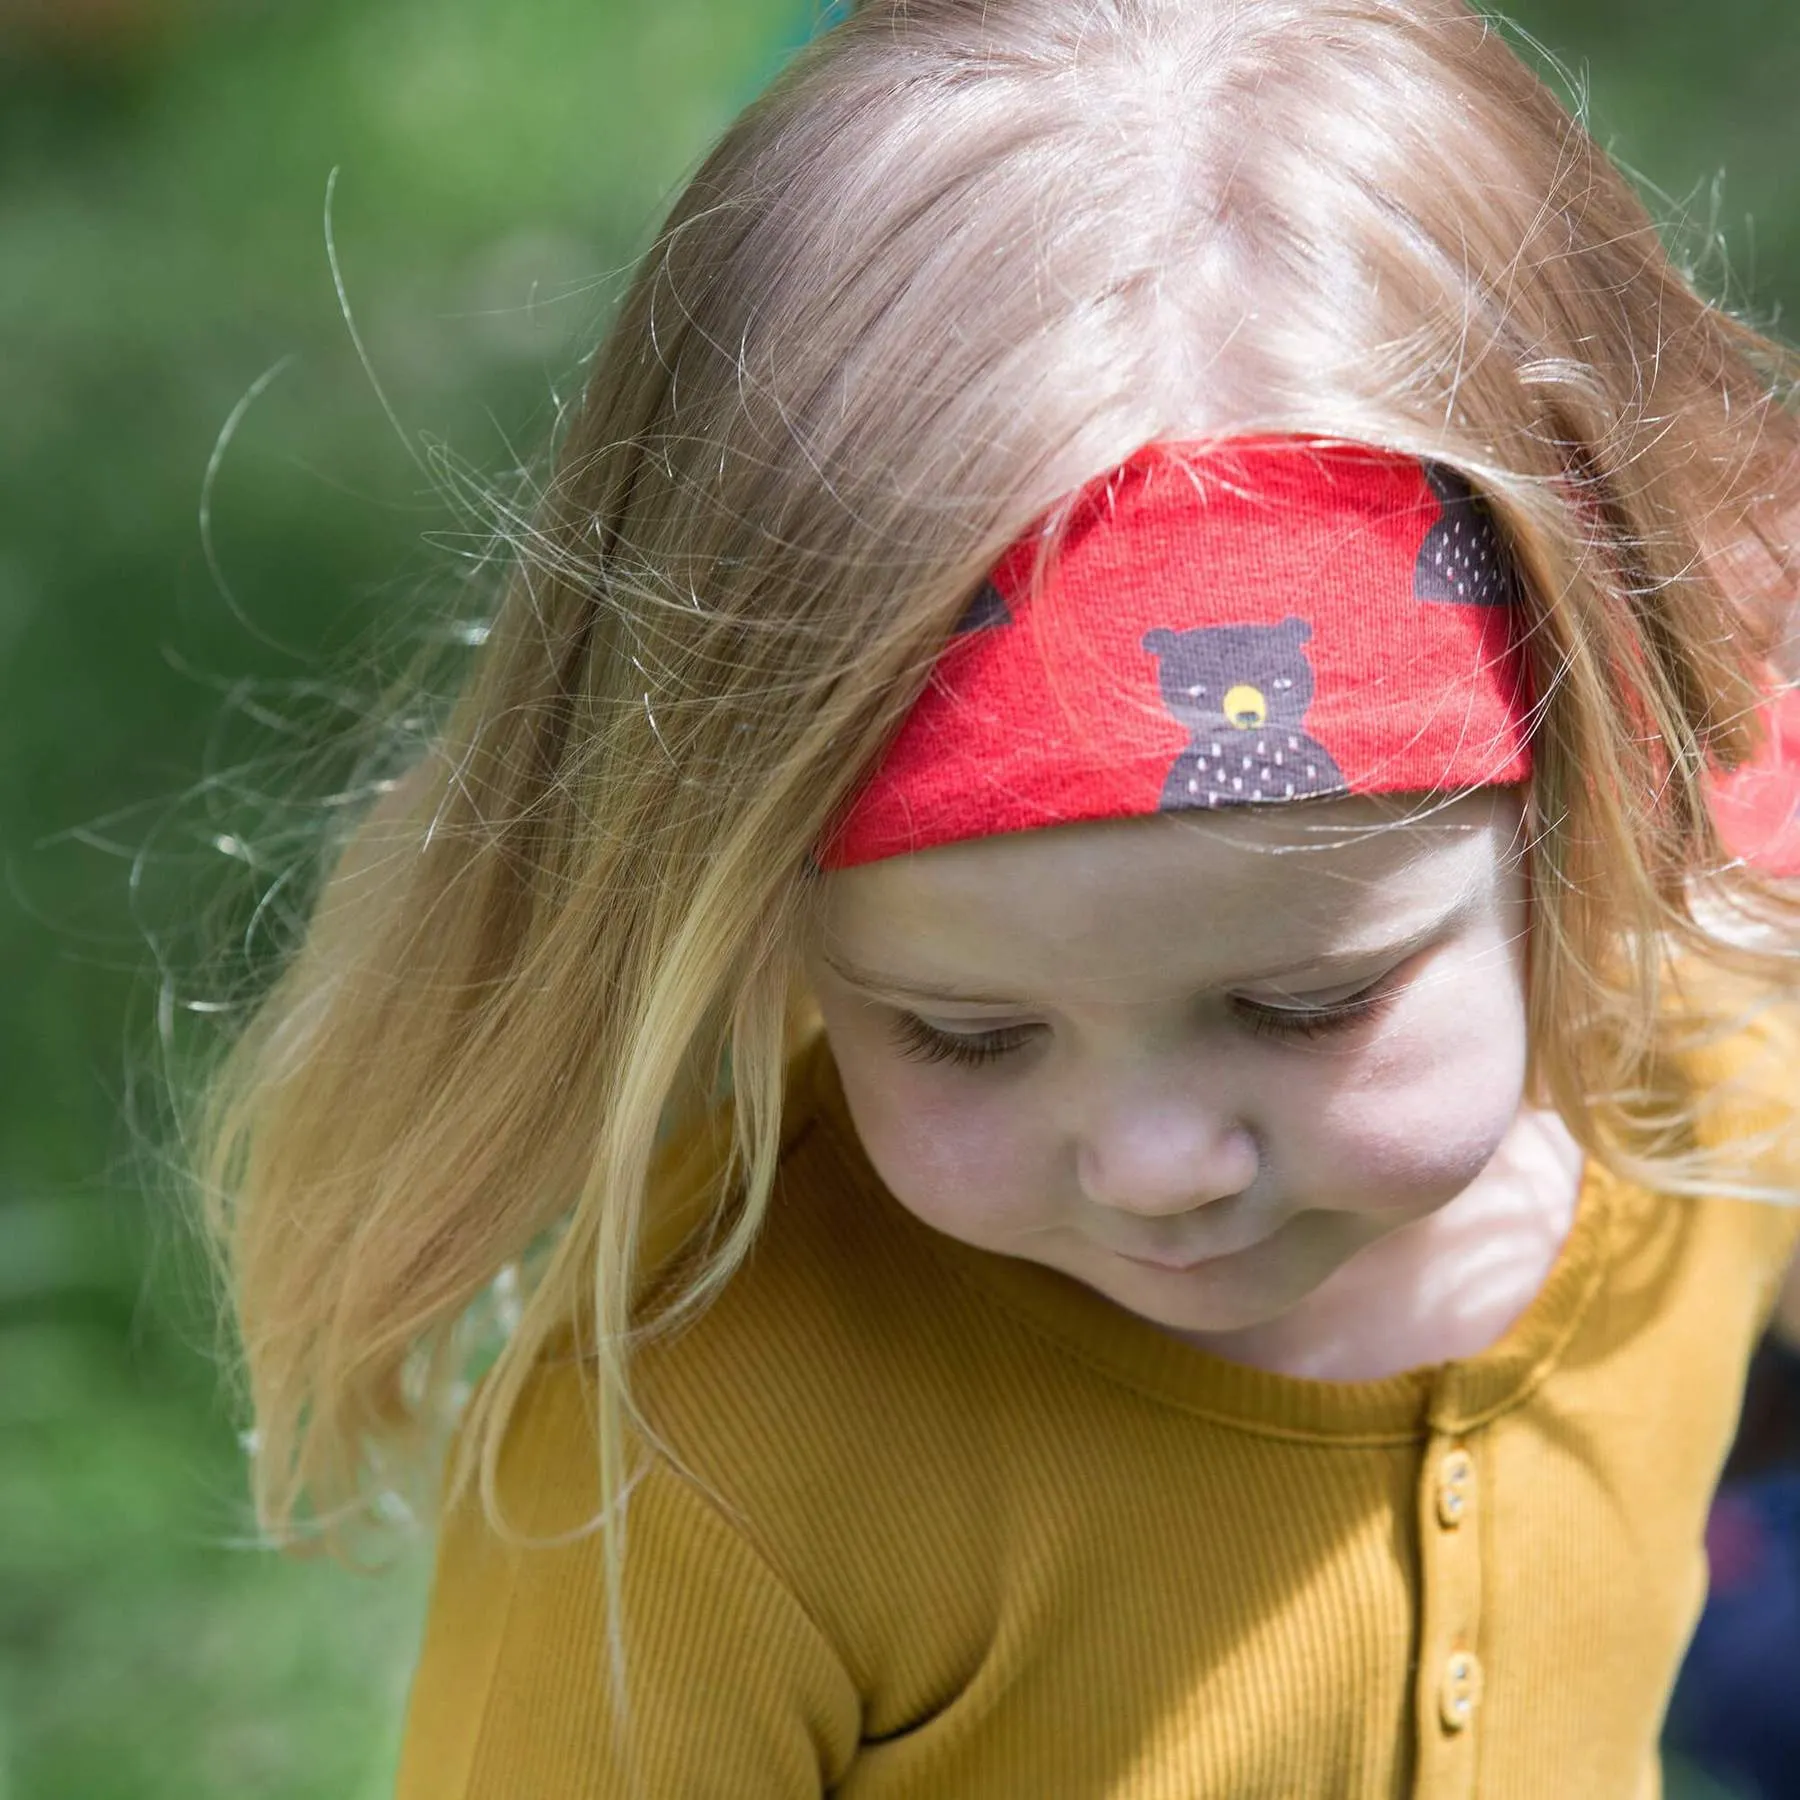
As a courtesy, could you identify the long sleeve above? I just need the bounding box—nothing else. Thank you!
[394,1371,862,1799]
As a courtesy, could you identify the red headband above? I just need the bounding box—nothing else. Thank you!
[822,438,1535,869]
[1712,685,1800,876]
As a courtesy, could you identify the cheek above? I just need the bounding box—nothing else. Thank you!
[816,1006,1050,1243]
[1314,970,1529,1200]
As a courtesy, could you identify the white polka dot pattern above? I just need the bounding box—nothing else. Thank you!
[1414,467,1517,607]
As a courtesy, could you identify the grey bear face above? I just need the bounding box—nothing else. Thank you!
[1141,618,1316,734]
[1142,616,1344,810]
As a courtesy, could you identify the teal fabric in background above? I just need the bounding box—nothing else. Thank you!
[0,3,1794,1796]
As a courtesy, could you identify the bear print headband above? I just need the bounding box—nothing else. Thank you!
[820,437,1537,870]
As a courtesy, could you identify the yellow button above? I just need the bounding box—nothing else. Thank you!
[1440,1650,1484,1733]
[1436,1448,1475,1530]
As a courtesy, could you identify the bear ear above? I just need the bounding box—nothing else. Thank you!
[1142,628,1177,655]
[953,580,1012,636]
[1279,615,1313,643]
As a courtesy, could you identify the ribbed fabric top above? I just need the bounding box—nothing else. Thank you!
[398,1035,1800,1799]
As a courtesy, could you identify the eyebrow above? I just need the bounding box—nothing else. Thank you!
[821,905,1469,1008]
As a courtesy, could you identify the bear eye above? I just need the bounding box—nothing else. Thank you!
[1187,684,1205,697]
[1272,678,1293,690]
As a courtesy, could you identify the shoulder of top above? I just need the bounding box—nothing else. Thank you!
[646,1036,975,1395]
[530,1034,1007,1475]
[1646,947,1800,1218]
[1662,950,1800,1091]
[500,1038,1019,1610]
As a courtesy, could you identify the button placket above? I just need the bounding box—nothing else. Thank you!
[1438,1649,1484,1733]
[1436,1448,1475,1531]
[1412,1428,1485,1798]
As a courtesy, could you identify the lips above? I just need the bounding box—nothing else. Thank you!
[1114,1236,1267,1274]
[1103,1203,1290,1274]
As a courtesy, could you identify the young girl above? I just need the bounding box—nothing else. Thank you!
[200,1,1800,1793]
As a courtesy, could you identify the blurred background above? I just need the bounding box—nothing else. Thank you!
[2,2,1797,1796]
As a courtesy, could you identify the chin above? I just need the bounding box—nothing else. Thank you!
[1145,1287,1318,1340]
[1088,1246,1332,1337]
[1087,1208,1398,1337]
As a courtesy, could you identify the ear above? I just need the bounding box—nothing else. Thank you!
[1142,628,1177,655]
[1279,615,1313,644]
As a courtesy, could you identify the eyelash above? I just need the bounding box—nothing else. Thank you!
[890,1013,1041,1068]
[889,984,1397,1069]
[1235,985,1396,1043]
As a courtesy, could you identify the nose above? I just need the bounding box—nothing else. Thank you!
[1074,1085,1260,1218]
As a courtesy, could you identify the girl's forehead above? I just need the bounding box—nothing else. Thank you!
[815,791,1522,999]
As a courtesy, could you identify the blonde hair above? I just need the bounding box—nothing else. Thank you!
[199,0,1800,1586]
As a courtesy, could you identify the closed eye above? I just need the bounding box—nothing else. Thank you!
[1231,979,1397,1042]
[890,976,1401,1067]
[890,1013,1042,1068]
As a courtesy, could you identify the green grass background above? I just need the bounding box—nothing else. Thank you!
[1,2,1795,1795]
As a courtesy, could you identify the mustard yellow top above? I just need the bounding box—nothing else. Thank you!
[397,1038,1800,1800]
